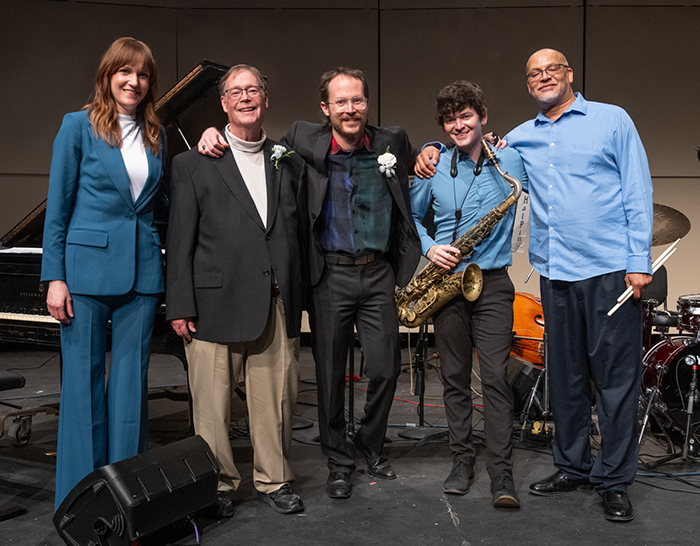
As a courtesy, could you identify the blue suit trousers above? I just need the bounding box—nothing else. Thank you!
[54,291,158,509]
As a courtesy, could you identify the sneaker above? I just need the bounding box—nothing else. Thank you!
[491,473,520,508]
[443,458,474,495]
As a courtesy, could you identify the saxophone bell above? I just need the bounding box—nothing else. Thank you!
[461,263,483,302]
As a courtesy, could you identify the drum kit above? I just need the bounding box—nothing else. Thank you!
[632,203,698,460]
[640,293,700,459]
[514,203,698,459]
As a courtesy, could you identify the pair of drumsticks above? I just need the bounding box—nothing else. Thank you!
[607,238,680,316]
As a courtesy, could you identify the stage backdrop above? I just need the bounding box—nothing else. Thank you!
[1,0,698,304]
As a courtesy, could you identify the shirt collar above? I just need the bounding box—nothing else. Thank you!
[535,92,587,124]
[329,133,372,155]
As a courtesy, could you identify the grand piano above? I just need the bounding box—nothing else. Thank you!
[0,61,230,361]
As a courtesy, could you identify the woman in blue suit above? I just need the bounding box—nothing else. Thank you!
[41,37,166,509]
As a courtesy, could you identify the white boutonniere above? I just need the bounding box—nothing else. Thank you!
[271,144,295,170]
[377,146,397,177]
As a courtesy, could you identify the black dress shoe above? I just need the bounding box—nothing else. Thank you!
[257,484,304,514]
[207,490,235,519]
[529,470,591,496]
[326,472,352,499]
[602,490,634,522]
[354,437,396,480]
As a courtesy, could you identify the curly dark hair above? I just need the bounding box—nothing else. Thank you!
[435,80,487,126]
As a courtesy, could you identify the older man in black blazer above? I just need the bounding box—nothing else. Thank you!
[166,64,306,517]
[198,67,420,500]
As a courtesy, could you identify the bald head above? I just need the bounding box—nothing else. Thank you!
[526,49,568,75]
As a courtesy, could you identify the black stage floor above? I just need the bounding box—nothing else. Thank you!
[0,341,698,546]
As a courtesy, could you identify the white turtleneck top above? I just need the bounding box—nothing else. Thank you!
[224,125,268,228]
[118,114,149,203]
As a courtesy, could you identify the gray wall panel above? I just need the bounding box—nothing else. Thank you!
[586,6,700,177]
[380,1,578,8]
[0,1,177,176]
[379,7,584,150]
[177,8,378,141]
[651,178,700,306]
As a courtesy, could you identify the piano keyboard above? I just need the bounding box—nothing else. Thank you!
[0,312,59,324]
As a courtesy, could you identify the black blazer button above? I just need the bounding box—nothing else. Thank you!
[263,270,270,277]
[265,235,271,241]
[311,213,316,219]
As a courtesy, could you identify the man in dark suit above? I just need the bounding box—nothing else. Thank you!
[166,64,306,517]
[198,67,420,499]
[283,68,420,499]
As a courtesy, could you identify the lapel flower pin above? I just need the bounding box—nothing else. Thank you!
[271,144,295,170]
[377,146,397,178]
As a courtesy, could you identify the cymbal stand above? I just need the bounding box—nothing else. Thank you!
[682,354,699,459]
[638,384,662,446]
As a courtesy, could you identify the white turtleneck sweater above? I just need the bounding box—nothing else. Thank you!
[118,114,149,203]
[225,125,268,228]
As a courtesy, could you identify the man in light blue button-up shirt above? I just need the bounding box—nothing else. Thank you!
[507,49,652,523]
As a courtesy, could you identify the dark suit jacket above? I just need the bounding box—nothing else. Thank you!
[165,136,305,343]
[41,110,165,295]
[283,121,421,288]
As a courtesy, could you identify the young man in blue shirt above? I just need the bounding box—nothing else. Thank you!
[410,81,527,508]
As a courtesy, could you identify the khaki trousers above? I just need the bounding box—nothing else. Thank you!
[185,297,299,494]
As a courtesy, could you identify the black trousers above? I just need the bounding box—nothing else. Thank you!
[432,271,515,479]
[540,271,643,492]
[309,257,401,473]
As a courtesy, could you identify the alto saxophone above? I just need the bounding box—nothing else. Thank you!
[396,139,522,328]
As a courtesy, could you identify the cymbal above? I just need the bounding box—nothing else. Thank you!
[653,203,691,246]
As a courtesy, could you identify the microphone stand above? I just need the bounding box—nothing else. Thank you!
[398,323,447,441]
[646,353,699,468]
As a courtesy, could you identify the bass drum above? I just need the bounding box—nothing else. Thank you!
[643,336,700,429]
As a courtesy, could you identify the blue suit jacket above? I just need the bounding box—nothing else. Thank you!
[41,110,165,295]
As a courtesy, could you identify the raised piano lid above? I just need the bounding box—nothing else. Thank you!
[0,60,230,251]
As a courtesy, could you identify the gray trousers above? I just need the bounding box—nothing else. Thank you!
[433,271,515,479]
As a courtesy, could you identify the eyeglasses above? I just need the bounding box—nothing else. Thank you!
[224,86,263,100]
[325,96,368,112]
[526,64,569,82]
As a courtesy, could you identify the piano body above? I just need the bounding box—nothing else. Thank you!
[0,61,229,401]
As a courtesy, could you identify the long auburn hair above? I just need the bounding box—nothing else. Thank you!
[85,37,161,154]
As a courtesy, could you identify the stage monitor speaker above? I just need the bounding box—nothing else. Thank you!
[507,355,544,419]
[54,435,219,546]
